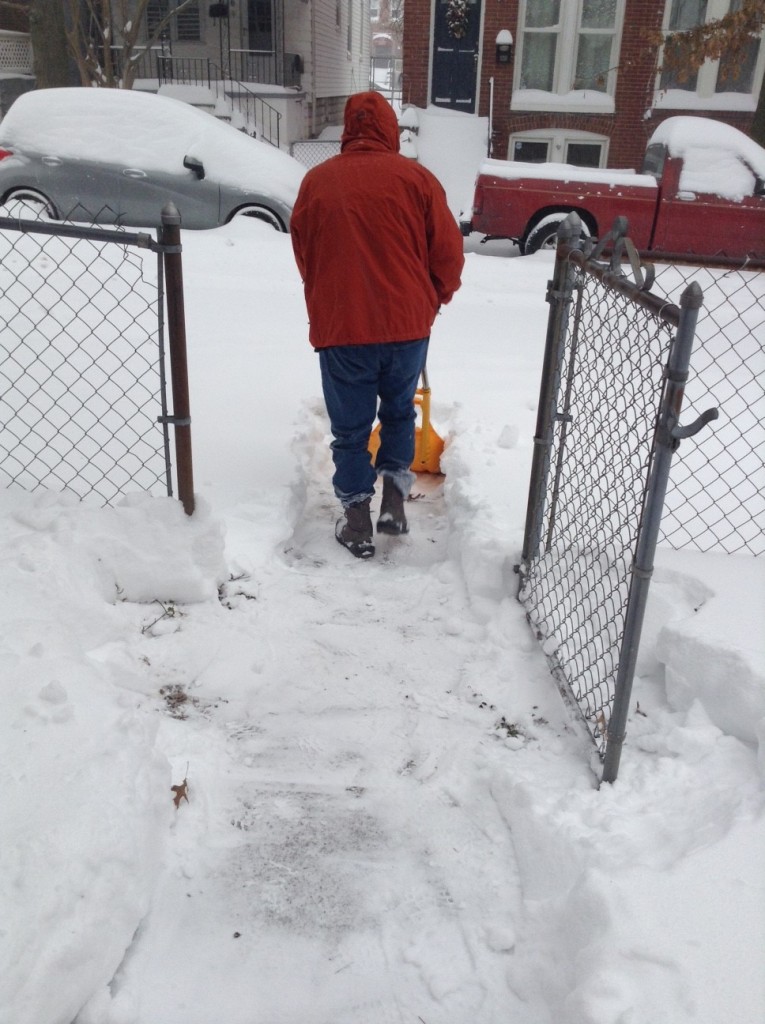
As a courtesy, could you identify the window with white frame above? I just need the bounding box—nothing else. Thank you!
[656,0,764,108]
[146,0,200,42]
[509,129,610,167]
[513,0,625,112]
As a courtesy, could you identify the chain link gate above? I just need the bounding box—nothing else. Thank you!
[517,215,720,784]
[0,205,194,513]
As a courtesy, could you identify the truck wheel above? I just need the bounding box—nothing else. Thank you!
[523,214,589,255]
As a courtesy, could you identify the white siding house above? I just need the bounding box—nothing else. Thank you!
[135,0,371,145]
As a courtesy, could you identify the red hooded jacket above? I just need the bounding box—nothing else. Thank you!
[290,92,464,349]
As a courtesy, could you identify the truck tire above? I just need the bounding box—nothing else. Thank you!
[523,214,589,255]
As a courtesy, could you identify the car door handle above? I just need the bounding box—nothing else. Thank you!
[42,156,62,166]
[122,168,147,179]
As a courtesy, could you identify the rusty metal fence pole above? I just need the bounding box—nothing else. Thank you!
[160,202,195,516]
[601,281,715,783]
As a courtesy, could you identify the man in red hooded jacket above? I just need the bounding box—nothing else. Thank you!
[291,91,464,559]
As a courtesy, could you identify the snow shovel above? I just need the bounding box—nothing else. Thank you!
[369,365,445,475]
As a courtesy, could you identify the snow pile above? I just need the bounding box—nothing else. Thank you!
[649,115,765,200]
[0,490,225,1024]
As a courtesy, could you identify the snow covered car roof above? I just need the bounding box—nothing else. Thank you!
[0,87,305,229]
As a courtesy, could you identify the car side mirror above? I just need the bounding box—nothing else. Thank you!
[183,155,205,180]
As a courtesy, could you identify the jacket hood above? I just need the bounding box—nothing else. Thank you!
[340,92,400,153]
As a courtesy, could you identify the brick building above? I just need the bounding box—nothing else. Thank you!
[401,0,764,170]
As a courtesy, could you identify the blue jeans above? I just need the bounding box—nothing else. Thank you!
[318,338,429,506]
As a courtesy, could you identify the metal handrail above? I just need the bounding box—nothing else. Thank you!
[156,55,282,148]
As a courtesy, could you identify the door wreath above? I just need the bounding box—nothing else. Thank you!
[445,0,469,39]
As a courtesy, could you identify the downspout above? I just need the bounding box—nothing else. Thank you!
[311,0,317,135]
[488,75,494,157]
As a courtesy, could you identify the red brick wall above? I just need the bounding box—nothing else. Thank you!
[401,0,430,106]
[402,0,756,168]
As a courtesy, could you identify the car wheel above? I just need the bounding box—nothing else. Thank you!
[3,187,59,220]
[523,214,589,255]
[231,205,286,231]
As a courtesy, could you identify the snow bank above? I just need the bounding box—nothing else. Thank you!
[0,489,227,1024]
[652,551,765,751]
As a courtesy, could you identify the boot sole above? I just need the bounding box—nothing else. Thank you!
[335,532,375,558]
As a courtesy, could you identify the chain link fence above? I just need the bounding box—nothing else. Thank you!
[0,207,194,511]
[653,261,764,556]
[517,216,743,781]
[290,140,341,170]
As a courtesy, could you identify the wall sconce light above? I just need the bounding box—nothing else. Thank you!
[495,29,513,64]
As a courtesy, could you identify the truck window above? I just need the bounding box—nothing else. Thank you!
[641,143,667,180]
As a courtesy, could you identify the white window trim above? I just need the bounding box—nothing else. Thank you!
[509,128,611,167]
[512,0,625,114]
[654,0,765,111]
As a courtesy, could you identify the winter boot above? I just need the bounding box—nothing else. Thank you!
[335,498,375,558]
[376,476,409,535]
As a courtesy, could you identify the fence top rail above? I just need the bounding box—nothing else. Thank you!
[0,216,172,253]
[561,243,683,327]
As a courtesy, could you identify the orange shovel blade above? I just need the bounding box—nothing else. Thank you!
[412,422,444,474]
[368,403,444,475]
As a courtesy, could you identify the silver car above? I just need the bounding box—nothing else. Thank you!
[0,86,305,231]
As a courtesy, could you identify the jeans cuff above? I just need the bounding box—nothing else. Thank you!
[378,467,415,497]
[338,488,375,508]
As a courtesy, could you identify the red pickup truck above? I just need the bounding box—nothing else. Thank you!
[460,117,765,261]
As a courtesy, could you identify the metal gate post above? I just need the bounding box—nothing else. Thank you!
[518,213,581,592]
[601,281,715,784]
[160,202,196,516]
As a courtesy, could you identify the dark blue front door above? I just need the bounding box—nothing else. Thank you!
[431,0,481,112]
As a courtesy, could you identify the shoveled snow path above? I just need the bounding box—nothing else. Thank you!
[104,400,580,1024]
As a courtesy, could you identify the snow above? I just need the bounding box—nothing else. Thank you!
[653,88,759,113]
[648,115,765,201]
[0,87,305,203]
[0,105,763,1024]
[472,157,657,191]
[511,88,616,113]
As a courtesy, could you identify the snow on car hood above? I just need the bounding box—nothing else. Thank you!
[649,116,765,202]
[0,87,304,204]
